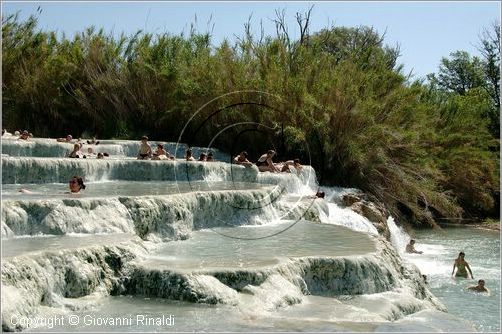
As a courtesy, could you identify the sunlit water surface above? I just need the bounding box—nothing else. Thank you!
[142,221,376,270]
[407,227,500,332]
[1,180,269,200]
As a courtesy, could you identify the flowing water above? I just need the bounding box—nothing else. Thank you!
[1,138,499,332]
[408,227,500,332]
[386,219,501,332]
[1,180,269,200]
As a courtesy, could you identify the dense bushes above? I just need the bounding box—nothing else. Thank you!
[2,12,499,225]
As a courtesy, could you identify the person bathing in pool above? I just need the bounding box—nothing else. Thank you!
[207,151,214,162]
[233,151,253,167]
[467,279,489,293]
[68,176,86,193]
[405,239,423,254]
[452,251,474,279]
[68,143,83,158]
[19,176,86,194]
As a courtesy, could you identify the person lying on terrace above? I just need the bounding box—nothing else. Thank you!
[18,130,30,141]
[467,279,490,293]
[86,147,96,158]
[57,134,73,142]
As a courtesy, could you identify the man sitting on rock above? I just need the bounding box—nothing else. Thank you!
[405,239,423,254]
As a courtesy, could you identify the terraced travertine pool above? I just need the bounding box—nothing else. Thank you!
[2,138,491,332]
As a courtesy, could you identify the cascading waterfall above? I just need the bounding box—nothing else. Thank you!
[387,216,411,256]
[2,158,259,184]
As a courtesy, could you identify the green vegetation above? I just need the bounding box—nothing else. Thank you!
[2,11,499,226]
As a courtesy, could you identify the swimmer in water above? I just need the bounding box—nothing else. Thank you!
[452,251,474,279]
[19,176,86,194]
[467,279,489,293]
[405,239,423,254]
[68,176,86,193]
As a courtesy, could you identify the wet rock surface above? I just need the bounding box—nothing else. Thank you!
[343,193,391,240]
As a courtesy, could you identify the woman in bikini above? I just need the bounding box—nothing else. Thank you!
[452,251,474,279]
[256,150,281,172]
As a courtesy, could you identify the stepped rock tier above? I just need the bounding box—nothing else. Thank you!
[1,138,474,332]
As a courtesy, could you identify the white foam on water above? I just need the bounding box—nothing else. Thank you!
[202,169,224,182]
[319,202,379,235]
[387,216,410,256]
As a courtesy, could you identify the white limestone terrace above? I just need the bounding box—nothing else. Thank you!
[1,187,324,239]
[0,137,468,332]
[2,156,318,185]
[1,136,230,160]
[1,180,268,200]
[1,227,451,332]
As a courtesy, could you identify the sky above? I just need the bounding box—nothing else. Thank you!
[2,1,500,78]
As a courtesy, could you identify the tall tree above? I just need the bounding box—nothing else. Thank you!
[478,22,500,137]
[428,51,485,95]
